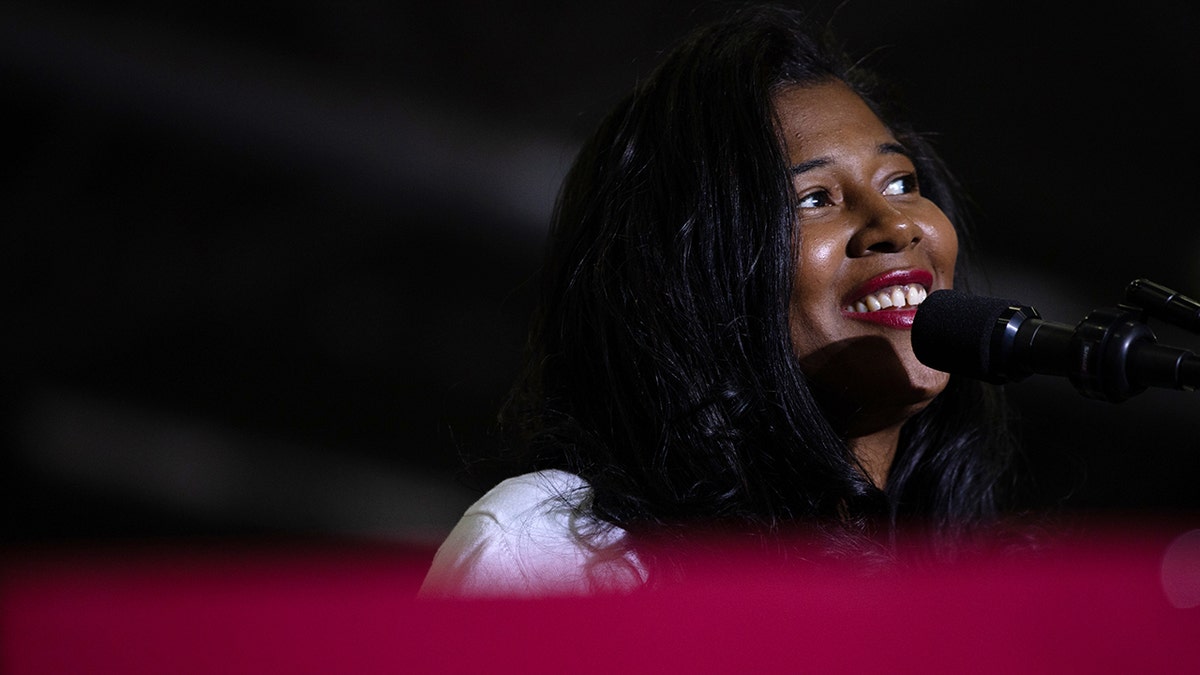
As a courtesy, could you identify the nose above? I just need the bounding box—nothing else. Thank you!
[846,195,920,257]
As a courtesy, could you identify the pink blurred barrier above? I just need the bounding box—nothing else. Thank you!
[3,521,1199,674]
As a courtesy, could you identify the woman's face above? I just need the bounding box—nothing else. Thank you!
[777,81,958,434]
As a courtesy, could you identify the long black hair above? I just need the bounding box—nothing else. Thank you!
[490,4,1018,568]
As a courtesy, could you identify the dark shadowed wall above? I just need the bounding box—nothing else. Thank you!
[4,0,1199,547]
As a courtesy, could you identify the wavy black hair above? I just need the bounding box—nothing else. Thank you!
[489,4,1019,569]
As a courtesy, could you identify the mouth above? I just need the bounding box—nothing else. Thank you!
[840,269,934,328]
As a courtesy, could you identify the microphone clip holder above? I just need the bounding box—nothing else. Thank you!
[1069,279,1200,402]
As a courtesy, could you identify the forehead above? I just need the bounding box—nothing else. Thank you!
[773,81,896,160]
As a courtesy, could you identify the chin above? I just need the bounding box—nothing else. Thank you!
[798,336,950,427]
[864,366,949,429]
[907,362,952,400]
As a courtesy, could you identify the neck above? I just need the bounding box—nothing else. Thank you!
[847,425,902,489]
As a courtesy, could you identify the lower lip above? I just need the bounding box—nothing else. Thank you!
[843,308,918,329]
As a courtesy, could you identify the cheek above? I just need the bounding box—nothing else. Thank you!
[791,229,841,311]
[806,235,840,263]
[788,313,821,363]
[788,233,842,360]
[920,204,959,278]
[939,224,959,277]
[789,314,845,391]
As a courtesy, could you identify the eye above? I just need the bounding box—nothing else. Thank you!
[798,189,834,209]
[882,174,918,196]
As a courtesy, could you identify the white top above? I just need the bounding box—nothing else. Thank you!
[418,470,647,598]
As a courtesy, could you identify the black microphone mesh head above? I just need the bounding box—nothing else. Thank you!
[912,289,1017,379]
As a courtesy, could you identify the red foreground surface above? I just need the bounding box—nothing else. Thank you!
[3,521,1199,674]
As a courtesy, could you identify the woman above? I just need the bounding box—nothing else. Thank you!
[420,4,1017,598]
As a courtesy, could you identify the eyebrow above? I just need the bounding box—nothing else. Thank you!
[789,142,913,175]
[879,142,912,159]
[789,157,831,175]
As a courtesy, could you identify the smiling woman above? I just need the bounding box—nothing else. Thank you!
[420,4,1022,598]
[780,81,960,488]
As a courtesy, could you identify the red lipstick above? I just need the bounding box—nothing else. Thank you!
[847,307,918,329]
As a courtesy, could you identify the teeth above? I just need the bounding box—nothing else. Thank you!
[844,284,928,313]
[906,285,922,306]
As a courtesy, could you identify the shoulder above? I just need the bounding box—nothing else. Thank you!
[418,470,645,598]
[466,469,591,523]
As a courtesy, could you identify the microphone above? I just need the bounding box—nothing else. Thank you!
[911,288,1200,402]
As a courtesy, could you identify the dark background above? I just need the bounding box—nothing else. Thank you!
[5,0,1199,549]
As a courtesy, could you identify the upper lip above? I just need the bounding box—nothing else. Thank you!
[843,268,934,307]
